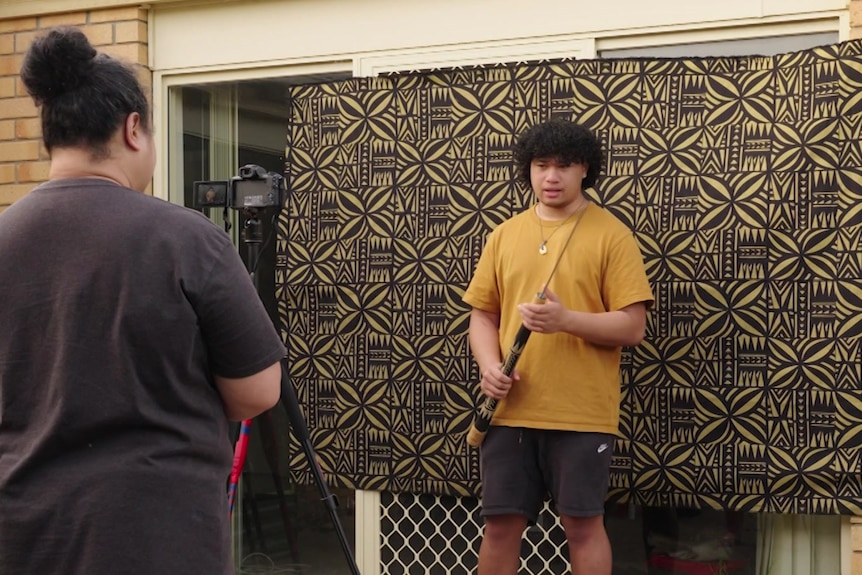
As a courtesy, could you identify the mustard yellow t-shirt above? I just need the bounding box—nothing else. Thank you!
[462,201,654,435]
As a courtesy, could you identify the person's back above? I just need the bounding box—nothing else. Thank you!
[0,27,284,575]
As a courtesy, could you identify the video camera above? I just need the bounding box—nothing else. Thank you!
[194,164,285,211]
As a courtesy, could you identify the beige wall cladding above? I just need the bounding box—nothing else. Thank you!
[0,8,151,208]
[853,0,862,39]
[853,516,862,574]
[855,518,862,575]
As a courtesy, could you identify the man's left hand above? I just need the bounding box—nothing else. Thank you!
[517,287,568,334]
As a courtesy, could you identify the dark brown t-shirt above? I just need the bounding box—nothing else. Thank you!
[0,179,286,574]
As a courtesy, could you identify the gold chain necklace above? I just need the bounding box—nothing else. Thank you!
[536,198,587,255]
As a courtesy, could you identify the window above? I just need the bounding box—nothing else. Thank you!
[169,77,356,575]
[599,32,839,59]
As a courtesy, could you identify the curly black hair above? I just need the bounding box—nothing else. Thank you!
[513,118,603,190]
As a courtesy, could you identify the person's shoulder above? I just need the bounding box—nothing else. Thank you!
[479,210,529,250]
[489,209,531,235]
[132,192,220,229]
[586,202,635,236]
[124,190,233,252]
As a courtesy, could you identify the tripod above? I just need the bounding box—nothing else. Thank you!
[229,209,361,575]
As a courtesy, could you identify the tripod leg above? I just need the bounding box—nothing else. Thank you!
[258,410,302,567]
[279,366,362,575]
[243,469,268,554]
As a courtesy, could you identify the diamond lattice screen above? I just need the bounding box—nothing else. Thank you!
[277,40,862,514]
[379,492,569,575]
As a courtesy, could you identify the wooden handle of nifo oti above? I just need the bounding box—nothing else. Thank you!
[466,294,546,448]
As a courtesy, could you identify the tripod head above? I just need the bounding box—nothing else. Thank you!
[193,164,286,286]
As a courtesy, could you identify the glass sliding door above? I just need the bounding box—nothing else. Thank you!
[167,78,356,575]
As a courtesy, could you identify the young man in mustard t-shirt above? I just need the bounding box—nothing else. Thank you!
[463,118,654,575]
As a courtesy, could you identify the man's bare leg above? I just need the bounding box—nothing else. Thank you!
[477,514,527,575]
[561,515,611,575]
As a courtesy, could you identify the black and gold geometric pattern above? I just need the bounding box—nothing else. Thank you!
[276,40,862,513]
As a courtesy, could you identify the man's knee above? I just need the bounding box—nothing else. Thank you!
[483,514,528,544]
[561,514,606,546]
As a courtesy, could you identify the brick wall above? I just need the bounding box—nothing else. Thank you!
[0,7,151,212]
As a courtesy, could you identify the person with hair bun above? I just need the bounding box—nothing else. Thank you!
[0,27,285,575]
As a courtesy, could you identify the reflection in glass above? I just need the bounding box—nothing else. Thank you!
[174,81,357,575]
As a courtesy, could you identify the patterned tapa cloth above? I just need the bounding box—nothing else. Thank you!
[277,39,862,514]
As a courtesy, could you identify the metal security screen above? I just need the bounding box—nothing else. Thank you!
[379,492,569,574]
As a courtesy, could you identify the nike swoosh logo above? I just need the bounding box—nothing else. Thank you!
[597,443,608,453]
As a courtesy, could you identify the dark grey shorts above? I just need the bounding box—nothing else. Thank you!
[479,426,614,522]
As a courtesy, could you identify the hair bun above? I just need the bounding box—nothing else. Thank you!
[20,26,98,104]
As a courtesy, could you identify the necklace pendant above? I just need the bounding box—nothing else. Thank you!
[538,243,548,255]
